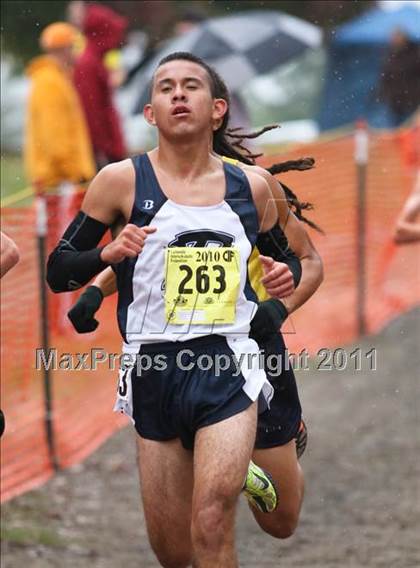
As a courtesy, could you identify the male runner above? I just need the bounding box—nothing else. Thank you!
[47,54,300,567]
[66,53,324,545]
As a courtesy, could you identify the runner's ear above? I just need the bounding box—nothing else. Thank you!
[144,103,156,126]
[212,98,228,127]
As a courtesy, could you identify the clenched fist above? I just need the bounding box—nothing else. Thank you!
[259,255,295,299]
[100,224,157,264]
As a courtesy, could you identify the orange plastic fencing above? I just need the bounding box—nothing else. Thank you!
[1,126,419,502]
[260,126,420,354]
[1,192,126,502]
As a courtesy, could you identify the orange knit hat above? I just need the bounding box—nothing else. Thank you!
[40,22,77,50]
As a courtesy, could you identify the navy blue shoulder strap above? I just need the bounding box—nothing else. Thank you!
[129,154,167,226]
[223,162,259,248]
[223,162,259,304]
[116,155,167,343]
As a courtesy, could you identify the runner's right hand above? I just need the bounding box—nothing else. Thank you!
[100,224,157,264]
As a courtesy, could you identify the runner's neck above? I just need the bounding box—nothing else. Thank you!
[152,137,216,181]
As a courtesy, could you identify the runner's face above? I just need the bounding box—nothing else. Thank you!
[144,60,226,140]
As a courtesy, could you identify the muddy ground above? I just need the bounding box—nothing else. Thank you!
[1,308,419,567]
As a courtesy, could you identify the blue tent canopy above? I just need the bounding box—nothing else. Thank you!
[335,5,420,45]
[318,5,420,131]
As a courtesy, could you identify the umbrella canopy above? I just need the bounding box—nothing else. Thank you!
[129,10,322,113]
[334,5,420,45]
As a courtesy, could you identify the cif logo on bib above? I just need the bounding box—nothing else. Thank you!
[160,230,235,296]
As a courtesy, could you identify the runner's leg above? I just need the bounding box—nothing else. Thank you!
[191,401,258,568]
[248,332,305,538]
[137,436,193,568]
[251,441,304,538]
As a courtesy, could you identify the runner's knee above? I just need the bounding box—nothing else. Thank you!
[193,501,224,543]
[192,497,234,549]
[256,510,299,539]
[156,555,190,568]
[150,540,191,568]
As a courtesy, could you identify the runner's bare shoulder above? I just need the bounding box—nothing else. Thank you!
[82,159,136,225]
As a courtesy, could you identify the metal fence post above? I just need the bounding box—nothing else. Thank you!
[354,120,369,337]
[36,193,59,471]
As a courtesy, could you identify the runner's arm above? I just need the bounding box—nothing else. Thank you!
[92,267,118,296]
[247,172,295,297]
[255,167,323,314]
[247,168,323,344]
[0,232,20,278]
[47,161,155,292]
[394,189,420,245]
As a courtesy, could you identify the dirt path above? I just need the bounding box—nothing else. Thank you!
[2,309,419,567]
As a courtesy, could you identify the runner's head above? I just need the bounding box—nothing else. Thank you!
[146,52,321,231]
[144,52,228,141]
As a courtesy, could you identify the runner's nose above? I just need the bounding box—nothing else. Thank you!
[172,85,187,102]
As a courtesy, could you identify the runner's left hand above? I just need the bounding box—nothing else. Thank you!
[259,255,295,298]
[68,285,104,333]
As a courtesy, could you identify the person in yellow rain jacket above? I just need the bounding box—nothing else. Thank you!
[25,22,96,334]
[24,22,95,191]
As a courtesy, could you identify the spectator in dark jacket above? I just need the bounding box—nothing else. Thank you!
[379,29,420,127]
[74,3,127,168]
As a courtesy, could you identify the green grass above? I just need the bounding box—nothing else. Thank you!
[0,154,32,206]
[1,491,68,549]
[1,525,65,548]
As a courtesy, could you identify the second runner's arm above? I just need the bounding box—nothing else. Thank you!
[250,166,323,313]
[246,171,323,339]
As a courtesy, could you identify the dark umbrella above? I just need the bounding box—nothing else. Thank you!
[130,10,322,113]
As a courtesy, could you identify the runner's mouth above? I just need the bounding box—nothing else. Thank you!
[172,105,191,117]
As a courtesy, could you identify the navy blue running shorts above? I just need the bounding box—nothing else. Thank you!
[131,335,254,450]
[255,332,302,449]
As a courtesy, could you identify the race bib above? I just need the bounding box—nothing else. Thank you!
[164,247,241,325]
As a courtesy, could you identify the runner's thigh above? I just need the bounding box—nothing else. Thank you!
[193,402,258,507]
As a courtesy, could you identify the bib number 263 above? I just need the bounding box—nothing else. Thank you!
[165,247,240,325]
